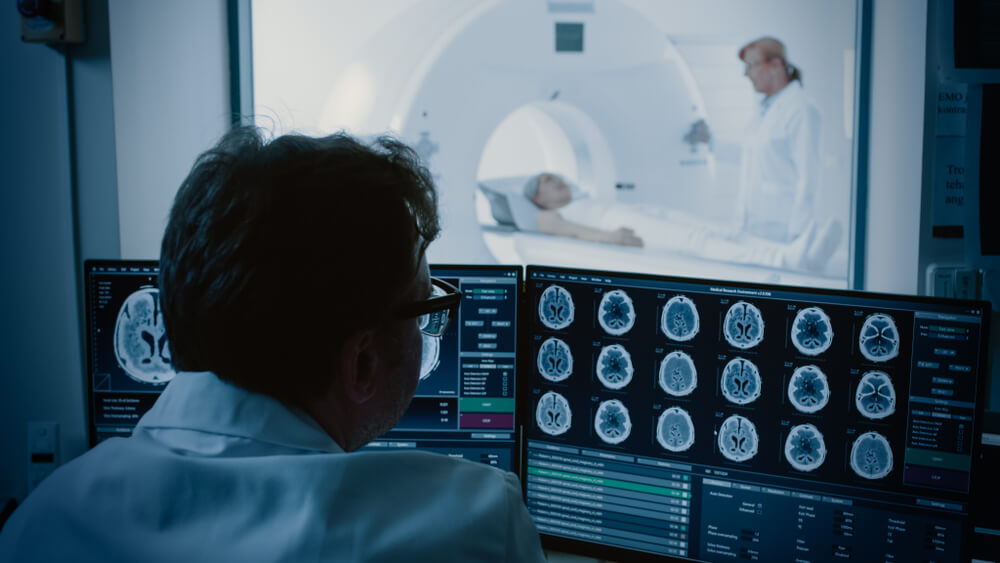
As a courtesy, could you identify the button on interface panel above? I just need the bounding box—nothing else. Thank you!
[85,260,173,445]
[524,266,988,563]
[366,265,521,470]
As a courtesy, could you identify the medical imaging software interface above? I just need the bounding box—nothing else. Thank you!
[365,266,520,470]
[525,266,988,562]
[85,261,174,444]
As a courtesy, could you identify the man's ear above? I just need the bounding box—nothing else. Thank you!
[339,329,379,405]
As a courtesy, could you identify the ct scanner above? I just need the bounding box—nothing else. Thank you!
[309,0,847,288]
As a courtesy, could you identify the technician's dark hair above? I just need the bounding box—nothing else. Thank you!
[159,127,440,406]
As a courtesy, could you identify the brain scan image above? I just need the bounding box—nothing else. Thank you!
[661,295,699,342]
[855,370,896,419]
[658,351,697,397]
[598,289,637,336]
[596,344,634,390]
[419,334,440,380]
[717,414,759,463]
[787,365,831,413]
[594,399,633,445]
[656,406,695,452]
[858,313,900,362]
[537,337,573,382]
[114,287,176,385]
[720,358,762,405]
[784,423,827,472]
[790,307,834,356]
[538,285,575,330]
[723,301,765,349]
[850,431,893,479]
[536,391,572,436]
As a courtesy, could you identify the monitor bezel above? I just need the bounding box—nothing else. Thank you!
[521,264,992,563]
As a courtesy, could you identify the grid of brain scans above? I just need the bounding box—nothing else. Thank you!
[365,265,521,470]
[524,266,988,563]
[85,261,174,444]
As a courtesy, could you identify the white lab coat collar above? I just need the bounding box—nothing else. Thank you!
[761,80,803,115]
[136,371,343,454]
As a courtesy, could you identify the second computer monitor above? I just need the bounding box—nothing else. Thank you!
[365,264,522,470]
[84,260,173,445]
[524,265,989,563]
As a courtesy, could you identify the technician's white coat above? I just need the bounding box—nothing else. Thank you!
[738,81,822,243]
[0,372,545,563]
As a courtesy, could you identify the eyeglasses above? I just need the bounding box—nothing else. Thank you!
[394,277,461,337]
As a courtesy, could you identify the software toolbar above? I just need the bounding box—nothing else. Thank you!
[367,267,520,470]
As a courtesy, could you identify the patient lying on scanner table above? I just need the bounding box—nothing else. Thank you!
[518,173,841,273]
[530,173,644,248]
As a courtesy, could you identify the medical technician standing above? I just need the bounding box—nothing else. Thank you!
[688,36,824,244]
[0,128,545,562]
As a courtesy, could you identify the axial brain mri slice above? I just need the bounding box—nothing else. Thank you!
[536,391,572,436]
[596,344,634,390]
[784,423,827,472]
[855,370,896,419]
[539,284,575,330]
[850,431,893,479]
[658,350,697,397]
[787,365,831,413]
[598,289,636,336]
[656,406,695,452]
[723,301,765,349]
[661,295,699,341]
[858,313,900,362]
[419,333,440,380]
[594,399,632,445]
[537,337,574,382]
[114,287,176,385]
[720,357,762,405]
[791,306,834,356]
[717,414,759,463]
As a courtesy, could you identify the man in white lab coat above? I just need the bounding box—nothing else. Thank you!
[0,128,545,562]
[687,37,839,268]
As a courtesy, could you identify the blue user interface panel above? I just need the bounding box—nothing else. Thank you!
[524,266,989,563]
[84,260,174,445]
[365,265,521,471]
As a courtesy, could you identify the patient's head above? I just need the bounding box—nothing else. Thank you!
[525,173,573,210]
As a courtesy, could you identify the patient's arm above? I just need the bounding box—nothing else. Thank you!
[536,210,643,247]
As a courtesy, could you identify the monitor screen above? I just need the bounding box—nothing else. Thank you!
[523,265,990,562]
[364,265,522,470]
[84,260,175,445]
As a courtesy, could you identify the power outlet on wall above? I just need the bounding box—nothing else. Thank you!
[927,264,983,300]
[27,422,59,493]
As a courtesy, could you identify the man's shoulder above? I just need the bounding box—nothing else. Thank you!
[348,449,514,483]
[1,443,538,562]
[0,439,138,558]
[339,450,521,505]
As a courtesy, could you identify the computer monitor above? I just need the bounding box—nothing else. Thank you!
[364,265,522,470]
[523,265,990,562]
[84,260,174,445]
